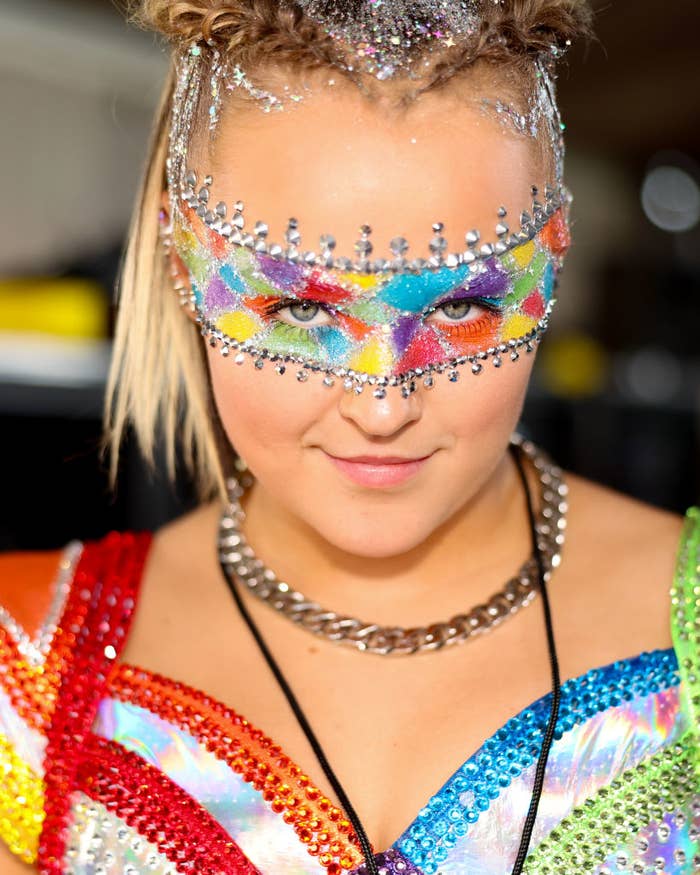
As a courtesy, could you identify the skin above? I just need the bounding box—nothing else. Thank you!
[0,70,686,873]
[181,71,550,571]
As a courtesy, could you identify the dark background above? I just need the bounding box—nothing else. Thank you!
[1,0,699,550]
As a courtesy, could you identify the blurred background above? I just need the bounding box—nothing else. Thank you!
[1,0,699,550]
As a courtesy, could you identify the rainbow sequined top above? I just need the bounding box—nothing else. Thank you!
[1,509,699,875]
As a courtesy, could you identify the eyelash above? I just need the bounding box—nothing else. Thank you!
[262,297,325,315]
[261,296,502,324]
[424,296,502,319]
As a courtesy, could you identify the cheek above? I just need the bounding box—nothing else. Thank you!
[431,353,535,443]
[405,356,535,539]
[206,342,536,558]
[207,346,328,465]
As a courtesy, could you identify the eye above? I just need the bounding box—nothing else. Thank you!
[269,300,335,328]
[427,298,487,324]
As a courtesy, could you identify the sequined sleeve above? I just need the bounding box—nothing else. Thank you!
[671,507,700,747]
[0,542,83,867]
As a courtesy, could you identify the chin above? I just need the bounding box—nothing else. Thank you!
[304,506,443,560]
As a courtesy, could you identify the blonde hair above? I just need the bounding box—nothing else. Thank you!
[105,0,595,500]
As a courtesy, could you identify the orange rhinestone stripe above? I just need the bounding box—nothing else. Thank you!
[108,664,366,873]
[0,630,54,731]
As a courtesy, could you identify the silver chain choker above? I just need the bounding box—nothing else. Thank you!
[217,434,568,656]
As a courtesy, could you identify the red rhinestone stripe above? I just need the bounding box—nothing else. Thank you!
[38,532,152,874]
[108,665,365,873]
[76,733,261,875]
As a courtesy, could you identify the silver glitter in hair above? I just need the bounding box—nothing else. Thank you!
[295,0,480,79]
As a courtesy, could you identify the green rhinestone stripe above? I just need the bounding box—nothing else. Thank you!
[521,736,697,874]
[671,507,700,740]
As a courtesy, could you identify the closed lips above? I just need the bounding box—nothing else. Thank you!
[328,455,431,464]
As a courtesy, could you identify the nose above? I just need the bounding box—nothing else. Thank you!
[338,381,422,436]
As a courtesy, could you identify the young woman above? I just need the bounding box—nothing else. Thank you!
[1,1,697,874]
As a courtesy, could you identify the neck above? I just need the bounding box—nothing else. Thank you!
[238,446,538,627]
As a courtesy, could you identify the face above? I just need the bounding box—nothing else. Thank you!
[169,74,568,559]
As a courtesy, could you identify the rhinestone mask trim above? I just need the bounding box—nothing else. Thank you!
[179,170,570,277]
[169,185,570,392]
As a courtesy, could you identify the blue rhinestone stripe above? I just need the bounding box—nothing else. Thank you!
[395,648,679,872]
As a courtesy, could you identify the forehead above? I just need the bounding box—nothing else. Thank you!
[200,77,546,263]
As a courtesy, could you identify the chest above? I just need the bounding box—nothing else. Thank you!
[105,579,693,871]
[58,645,694,875]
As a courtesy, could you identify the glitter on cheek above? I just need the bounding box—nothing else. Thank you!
[501,251,547,310]
[397,327,452,373]
[215,310,264,342]
[174,226,211,292]
[262,321,328,359]
[541,209,572,257]
[500,312,539,339]
[205,275,236,312]
[347,335,395,375]
[429,311,504,356]
[316,325,354,360]
[521,291,545,320]
[391,315,421,359]
[332,310,375,343]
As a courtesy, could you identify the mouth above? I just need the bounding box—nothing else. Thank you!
[322,450,435,488]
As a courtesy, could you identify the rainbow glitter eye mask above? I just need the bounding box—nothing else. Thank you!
[164,11,575,398]
[171,187,571,397]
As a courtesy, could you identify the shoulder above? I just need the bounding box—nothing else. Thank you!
[564,471,687,563]
[0,547,69,642]
[551,471,691,666]
[0,532,154,643]
[145,501,221,597]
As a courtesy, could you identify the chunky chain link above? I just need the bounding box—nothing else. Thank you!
[218,434,568,655]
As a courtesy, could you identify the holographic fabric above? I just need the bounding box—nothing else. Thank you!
[172,199,570,381]
[0,508,698,874]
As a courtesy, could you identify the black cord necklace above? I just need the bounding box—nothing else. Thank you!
[217,441,561,875]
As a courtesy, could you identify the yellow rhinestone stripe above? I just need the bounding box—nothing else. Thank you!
[671,507,700,741]
[0,732,45,864]
[521,737,697,873]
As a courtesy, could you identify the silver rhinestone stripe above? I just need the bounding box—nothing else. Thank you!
[63,791,183,875]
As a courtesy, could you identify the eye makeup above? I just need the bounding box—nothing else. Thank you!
[169,196,569,396]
